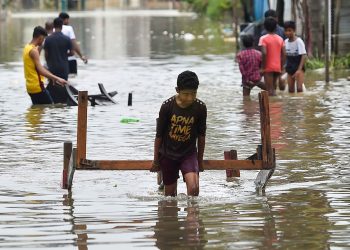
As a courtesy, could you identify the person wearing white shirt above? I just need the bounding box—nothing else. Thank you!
[58,12,88,74]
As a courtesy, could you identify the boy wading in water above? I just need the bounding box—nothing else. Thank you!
[236,34,265,96]
[259,17,286,96]
[284,21,307,93]
[150,71,207,197]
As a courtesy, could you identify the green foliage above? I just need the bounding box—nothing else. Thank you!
[206,0,232,20]
[182,0,233,20]
[306,54,350,70]
[306,57,325,70]
[332,54,350,69]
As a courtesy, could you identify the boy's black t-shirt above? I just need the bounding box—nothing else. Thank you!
[156,96,207,160]
[44,32,72,80]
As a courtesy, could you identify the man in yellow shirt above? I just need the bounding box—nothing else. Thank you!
[23,26,67,104]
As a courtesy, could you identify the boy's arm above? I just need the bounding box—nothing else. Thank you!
[29,47,67,86]
[150,137,162,172]
[197,105,207,172]
[72,39,88,63]
[150,107,167,172]
[281,46,286,71]
[197,135,205,172]
[293,54,307,77]
[261,46,266,72]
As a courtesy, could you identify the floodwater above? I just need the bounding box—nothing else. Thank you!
[0,11,350,249]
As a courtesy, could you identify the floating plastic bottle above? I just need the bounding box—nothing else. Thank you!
[120,117,140,123]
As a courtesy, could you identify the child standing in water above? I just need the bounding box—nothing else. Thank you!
[150,71,207,197]
[284,21,307,93]
[236,34,265,96]
[259,17,286,96]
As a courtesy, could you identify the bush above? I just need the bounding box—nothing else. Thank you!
[306,57,325,70]
[305,54,350,70]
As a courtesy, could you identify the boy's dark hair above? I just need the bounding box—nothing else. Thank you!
[45,20,53,30]
[264,9,277,18]
[264,17,277,33]
[33,26,48,38]
[59,12,70,19]
[284,20,296,30]
[177,71,199,90]
[241,34,254,48]
[53,17,63,29]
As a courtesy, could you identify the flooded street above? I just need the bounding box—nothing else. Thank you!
[0,11,350,249]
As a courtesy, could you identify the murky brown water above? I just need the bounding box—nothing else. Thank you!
[0,11,349,249]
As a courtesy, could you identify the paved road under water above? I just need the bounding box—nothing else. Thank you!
[0,11,349,249]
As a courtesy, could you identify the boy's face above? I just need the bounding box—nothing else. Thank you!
[285,28,295,39]
[37,35,46,46]
[176,88,197,106]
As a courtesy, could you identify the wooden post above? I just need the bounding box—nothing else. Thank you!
[224,150,240,180]
[62,141,73,189]
[259,91,273,169]
[76,91,88,168]
[255,91,276,192]
[325,0,331,83]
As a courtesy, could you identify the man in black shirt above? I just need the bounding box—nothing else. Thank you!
[151,71,207,197]
[44,17,72,103]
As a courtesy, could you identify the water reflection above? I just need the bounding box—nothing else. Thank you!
[270,189,334,249]
[63,192,88,250]
[0,13,233,62]
[25,105,46,141]
[153,199,207,249]
[1,12,350,249]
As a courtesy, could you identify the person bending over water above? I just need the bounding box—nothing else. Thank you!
[236,34,266,96]
[23,26,67,105]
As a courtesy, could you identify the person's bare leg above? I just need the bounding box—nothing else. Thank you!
[184,172,199,196]
[164,182,177,196]
[272,73,280,94]
[278,74,286,91]
[256,81,266,90]
[296,71,305,92]
[243,86,251,96]
[287,74,295,93]
[264,72,276,96]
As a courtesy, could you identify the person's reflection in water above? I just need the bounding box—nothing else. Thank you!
[63,191,88,250]
[25,105,46,140]
[153,199,207,249]
[241,96,287,151]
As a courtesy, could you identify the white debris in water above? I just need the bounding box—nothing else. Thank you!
[183,33,195,41]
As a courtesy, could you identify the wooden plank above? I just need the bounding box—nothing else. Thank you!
[61,141,72,189]
[67,148,77,190]
[255,147,276,192]
[259,91,274,169]
[78,159,267,170]
[224,150,240,179]
[76,91,88,167]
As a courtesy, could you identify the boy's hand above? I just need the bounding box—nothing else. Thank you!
[55,78,68,86]
[292,70,301,78]
[150,160,160,172]
[198,159,204,172]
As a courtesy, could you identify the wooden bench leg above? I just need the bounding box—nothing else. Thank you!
[62,141,73,189]
[224,150,240,181]
[67,148,77,190]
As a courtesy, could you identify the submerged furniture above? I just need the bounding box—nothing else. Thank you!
[65,83,118,106]
[61,91,276,193]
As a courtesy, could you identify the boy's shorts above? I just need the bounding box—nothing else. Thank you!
[160,152,199,185]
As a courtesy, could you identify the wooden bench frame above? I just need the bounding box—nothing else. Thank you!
[62,91,276,192]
